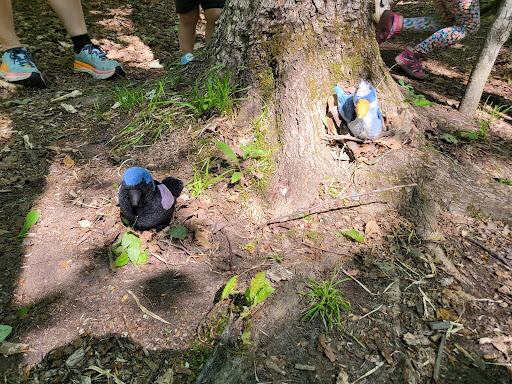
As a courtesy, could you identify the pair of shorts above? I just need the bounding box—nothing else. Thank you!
[175,0,225,14]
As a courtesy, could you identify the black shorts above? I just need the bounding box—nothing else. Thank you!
[175,0,225,14]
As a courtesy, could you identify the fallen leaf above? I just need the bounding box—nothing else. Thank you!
[23,135,34,150]
[266,264,293,282]
[61,103,78,114]
[155,368,174,384]
[403,332,431,346]
[498,285,511,296]
[479,336,512,357]
[0,342,29,355]
[264,356,286,375]
[121,294,128,303]
[436,308,457,321]
[243,242,255,254]
[377,136,402,150]
[78,220,91,228]
[58,41,73,49]
[336,368,349,384]
[63,155,75,168]
[147,60,163,69]
[365,220,381,240]
[318,334,336,362]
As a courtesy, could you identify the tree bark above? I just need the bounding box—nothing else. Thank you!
[459,0,512,115]
[210,0,411,214]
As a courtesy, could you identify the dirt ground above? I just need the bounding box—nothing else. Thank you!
[1,0,511,383]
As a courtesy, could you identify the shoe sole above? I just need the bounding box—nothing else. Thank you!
[0,71,46,88]
[395,56,429,80]
[74,60,124,80]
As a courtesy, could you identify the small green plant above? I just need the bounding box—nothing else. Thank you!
[115,75,182,152]
[181,65,245,117]
[187,157,233,198]
[170,225,188,240]
[398,79,434,107]
[221,275,239,300]
[440,133,458,145]
[301,269,351,333]
[10,210,39,239]
[322,177,349,200]
[496,177,512,186]
[265,253,283,264]
[457,98,512,140]
[340,229,365,243]
[0,325,12,343]
[93,103,111,122]
[244,271,275,307]
[219,272,274,345]
[215,141,243,184]
[115,85,145,111]
[113,232,148,267]
[16,306,30,319]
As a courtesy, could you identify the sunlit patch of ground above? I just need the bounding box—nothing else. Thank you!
[0,114,13,143]
[97,36,160,69]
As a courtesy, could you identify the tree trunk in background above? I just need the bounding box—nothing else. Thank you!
[459,0,512,115]
[210,0,411,215]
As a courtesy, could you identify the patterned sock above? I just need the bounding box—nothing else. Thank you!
[71,34,92,54]
[403,17,443,32]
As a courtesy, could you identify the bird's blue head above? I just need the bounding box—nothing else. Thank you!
[353,79,378,119]
[122,167,155,191]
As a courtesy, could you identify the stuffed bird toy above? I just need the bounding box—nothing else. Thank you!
[119,167,183,231]
[334,79,383,140]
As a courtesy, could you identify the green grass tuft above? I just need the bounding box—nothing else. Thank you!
[301,268,351,333]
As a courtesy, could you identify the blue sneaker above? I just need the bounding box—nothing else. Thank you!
[74,43,125,79]
[0,47,45,88]
[181,53,195,65]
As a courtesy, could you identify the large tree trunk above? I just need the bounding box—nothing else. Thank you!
[211,0,411,214]
[459,0,512,115]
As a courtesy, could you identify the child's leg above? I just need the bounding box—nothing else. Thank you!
[414,0,480,55]
[0,0,21,49]
[47,0,87,37]
[203,7,222,45]
[403,17,443,32]
[178,7,199,55]
[402,0,454,33]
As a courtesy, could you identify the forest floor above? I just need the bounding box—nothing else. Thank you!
[0,0,511,383]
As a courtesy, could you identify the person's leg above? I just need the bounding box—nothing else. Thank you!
[203,7,222,45]
[402,17,443,32]
[0,0,21,49]
[0,0,45,86]
[47,0,87,37]
[396,0,479,79]
[47,0,124,78]
[413,0,480,55]
[178,7,200,55]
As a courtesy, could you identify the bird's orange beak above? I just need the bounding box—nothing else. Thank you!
[356,99,370,118]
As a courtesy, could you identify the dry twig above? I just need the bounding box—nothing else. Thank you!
[127,290,171,325]
[464,235,512,270]
[266,184,416,225]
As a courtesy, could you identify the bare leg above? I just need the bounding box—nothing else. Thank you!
[204,8,222,45]
[47,0,87,37]
[178,7,199,55]
[0,0,21,50]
